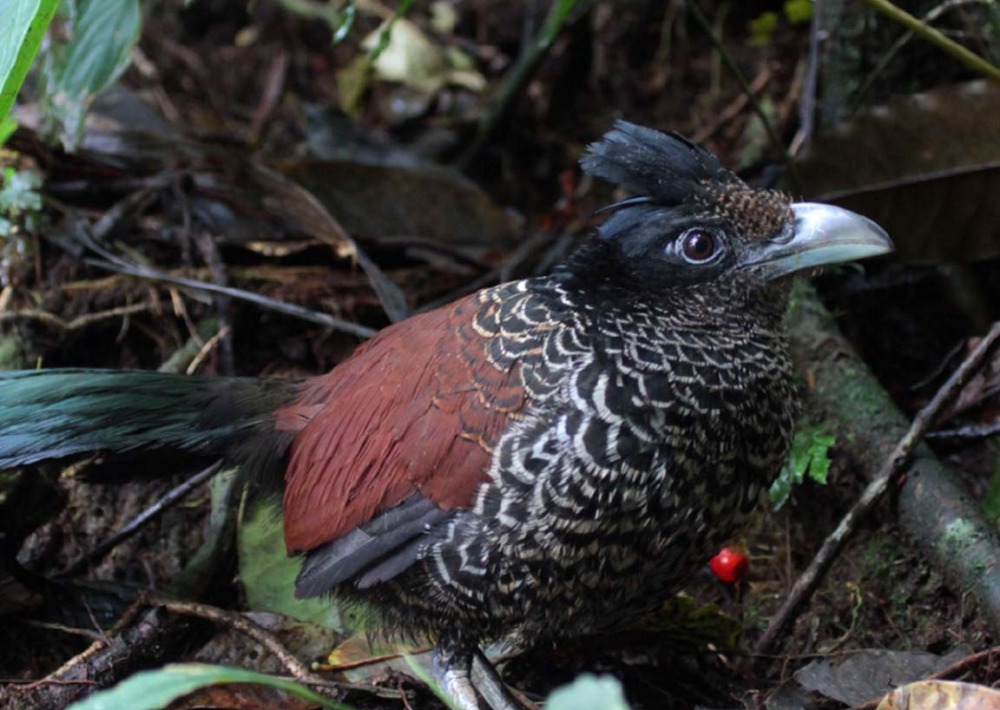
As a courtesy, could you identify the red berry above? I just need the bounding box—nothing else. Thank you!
[710,547,749,584]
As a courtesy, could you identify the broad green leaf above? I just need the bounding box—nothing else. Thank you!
[65,663,352,710]
[546,675,631,710]
[0,115,17,145]
[41,0,140,150]
[363,17,448,94]
[238,497,359,630]
[0,0,60,125]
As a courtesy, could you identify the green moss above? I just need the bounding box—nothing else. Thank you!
[831,365,893,425]
[942,518,978,549]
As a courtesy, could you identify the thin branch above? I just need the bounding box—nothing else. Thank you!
[457,0,597,168]
[686,0,800,189]
[0,303,152,331]
[75,228,376,339]
[31,597,146,687]
[755,319,1000,655]
[852,0,993,112]
[62,462,224,577]
[862,0,1000,82]
[186,325,231,375]
[143,595,325,685]
[849,645,1000,710]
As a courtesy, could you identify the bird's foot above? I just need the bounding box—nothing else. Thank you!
[434,639,527,710]
[472,647,527,710]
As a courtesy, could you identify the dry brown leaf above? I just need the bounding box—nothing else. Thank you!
[793,81,1000,264]
[875,679,1000,710]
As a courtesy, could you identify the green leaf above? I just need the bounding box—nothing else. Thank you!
[41,0,141,150]
[747,11,779,47]
[272,0,356,44]
[0,115,17,145]
[331,1,356,43]
[65,663,352,710]
[370,0,416,60]
[770,424,836,509]
[546,675,631,710]
[0,0,60,125]
[784,0,813,24]
[238,498,359,630]
[538,0,589,49]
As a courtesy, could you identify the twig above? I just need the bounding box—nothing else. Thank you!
[32,597,146,687]
[928,644,1000,681]
[686,0,800,190]
[143,595,325,685]
[3,605,194,708]
[852,0,992,112]
[0,303,152,331]
[16,619,104,642]
[194,231,236,375]
[62,462,224,577]
[247,51,290,142]
[159,317,219,375]
[691,68,772,144]
[794,0,823,152]
[755,319,1000,655]
[861,0,1000,83]
[416,230,555,313]
[74,229,376,339]
[457,0,596,168]
[848,645,1000,710]
[927,420,1000,441]
[186,325,231,375]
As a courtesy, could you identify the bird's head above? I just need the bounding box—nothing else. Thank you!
[570,121,893,308]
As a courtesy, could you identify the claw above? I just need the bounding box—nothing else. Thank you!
[433,641,528,710]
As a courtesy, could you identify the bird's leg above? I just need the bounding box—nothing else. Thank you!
[472,647,527,710]
[433,637,526,710]
[434,637,481,710]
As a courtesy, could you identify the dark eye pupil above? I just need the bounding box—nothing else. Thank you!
[682,231,716,261]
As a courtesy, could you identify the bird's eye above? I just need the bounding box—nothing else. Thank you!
[680,229,718,263]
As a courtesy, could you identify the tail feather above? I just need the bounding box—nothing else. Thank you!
[0,369,301,478]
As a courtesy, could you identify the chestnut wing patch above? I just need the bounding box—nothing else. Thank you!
[277,291,529,554]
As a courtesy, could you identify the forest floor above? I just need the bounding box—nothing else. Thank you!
[1,1,998,709]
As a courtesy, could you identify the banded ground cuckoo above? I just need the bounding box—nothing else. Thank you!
[0,122,892,709]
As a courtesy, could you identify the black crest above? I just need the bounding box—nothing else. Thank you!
[581,121,792,241]
[580,121,737,205]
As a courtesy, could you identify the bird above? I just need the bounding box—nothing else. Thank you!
[0,121,892,709]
